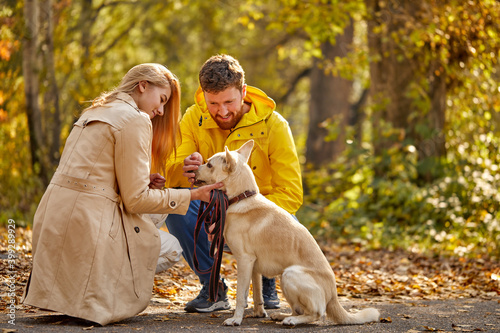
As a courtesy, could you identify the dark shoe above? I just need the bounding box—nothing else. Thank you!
[262,276,280,309]
[184,282,209,313]
[184,280,231,313]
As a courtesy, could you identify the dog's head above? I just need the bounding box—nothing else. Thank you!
[194,140,255,192]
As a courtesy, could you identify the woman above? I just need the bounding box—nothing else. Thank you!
[22,64,222,325]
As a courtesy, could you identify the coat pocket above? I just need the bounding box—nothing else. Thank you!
[108,203,121,240]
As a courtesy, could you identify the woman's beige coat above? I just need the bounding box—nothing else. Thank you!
[22,93,191,325]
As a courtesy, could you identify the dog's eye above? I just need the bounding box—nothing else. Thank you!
[207,163,212,168]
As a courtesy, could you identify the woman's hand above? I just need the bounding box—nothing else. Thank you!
[149,173,166,189]
[190,182,224,202]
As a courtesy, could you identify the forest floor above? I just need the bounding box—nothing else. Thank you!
[1,227,499,332]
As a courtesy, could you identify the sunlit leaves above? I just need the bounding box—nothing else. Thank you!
[300,144,500,256]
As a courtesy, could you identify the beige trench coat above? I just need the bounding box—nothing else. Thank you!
[22,93,191,325]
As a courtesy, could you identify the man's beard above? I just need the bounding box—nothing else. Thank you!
[212,113,242,130]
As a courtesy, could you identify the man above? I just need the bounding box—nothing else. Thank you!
[164,54,303,313]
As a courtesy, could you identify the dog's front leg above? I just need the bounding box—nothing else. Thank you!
[251,270,266,318]
[223,255,255,326]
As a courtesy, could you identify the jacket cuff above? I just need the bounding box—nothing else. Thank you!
[164,188,191,215]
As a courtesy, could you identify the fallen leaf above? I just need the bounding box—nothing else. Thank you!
[380,317,392,323]
[2,329,18,333]
[422,326,443,331]
[82,326,93,331]
[452,323,485,332]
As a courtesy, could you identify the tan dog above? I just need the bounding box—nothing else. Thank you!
[194,140,380,326]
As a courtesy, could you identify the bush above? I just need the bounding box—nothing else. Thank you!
[298,139,500,258]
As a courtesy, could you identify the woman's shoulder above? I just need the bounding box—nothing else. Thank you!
[79,99,150,130]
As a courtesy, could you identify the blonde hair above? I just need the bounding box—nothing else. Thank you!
[85,63,181,174]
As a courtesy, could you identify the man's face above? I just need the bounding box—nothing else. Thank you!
[204,85,247,130]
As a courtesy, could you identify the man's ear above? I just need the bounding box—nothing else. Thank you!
[241,84,247,99]
[237,140,254,163]
[224,146,236,173]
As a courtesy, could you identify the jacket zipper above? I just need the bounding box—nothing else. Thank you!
[226,119,265,140]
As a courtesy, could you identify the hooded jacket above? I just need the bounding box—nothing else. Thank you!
[165,86,302,214]
[22,93,191,325]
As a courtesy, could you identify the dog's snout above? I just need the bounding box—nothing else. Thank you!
[192,167,207,186]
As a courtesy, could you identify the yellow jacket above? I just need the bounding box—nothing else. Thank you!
[165,85,303,214]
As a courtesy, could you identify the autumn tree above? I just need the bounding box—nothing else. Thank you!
[23,0,47,183]
[307,24,354,166]
[238,1,376,168]
[365,0,500,180]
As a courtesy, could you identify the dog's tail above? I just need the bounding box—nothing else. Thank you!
[326,297,380,325]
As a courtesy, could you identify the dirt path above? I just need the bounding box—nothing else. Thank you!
[2,297,499,332]
[1,227,499,332]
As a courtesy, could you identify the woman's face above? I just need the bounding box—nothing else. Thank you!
[134,81,171,119]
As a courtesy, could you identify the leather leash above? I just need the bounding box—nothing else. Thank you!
[193,189,257,302]
[193,190,229,302]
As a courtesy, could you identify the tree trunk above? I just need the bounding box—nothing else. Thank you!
[80,0,93,63]
[423,60,446,159]
[365,0,446,179]
[366,0,415,154]
[41,0,61,167]
[23,0,49,184]
[306,20,354,167]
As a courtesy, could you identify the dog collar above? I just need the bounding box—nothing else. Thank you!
[229,190,257,205]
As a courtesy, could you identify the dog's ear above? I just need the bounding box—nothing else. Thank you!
[224,146,236,173]
[237,140,254,163]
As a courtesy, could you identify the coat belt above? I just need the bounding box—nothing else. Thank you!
[51,172,120,203]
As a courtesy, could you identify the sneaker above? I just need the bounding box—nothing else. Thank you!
[184,282,209,313]
[262,276,280,309]
[184,280,231,313]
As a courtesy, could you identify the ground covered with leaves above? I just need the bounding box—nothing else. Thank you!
[1,226,499,315]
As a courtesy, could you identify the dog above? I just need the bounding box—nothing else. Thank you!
[193,140,380,326]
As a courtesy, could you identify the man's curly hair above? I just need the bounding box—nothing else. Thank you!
[199,54,245,93]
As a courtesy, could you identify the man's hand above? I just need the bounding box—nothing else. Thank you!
[149,173,166,189]
[183,152,203,184]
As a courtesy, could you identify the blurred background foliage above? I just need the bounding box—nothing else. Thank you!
[1,0,499,257]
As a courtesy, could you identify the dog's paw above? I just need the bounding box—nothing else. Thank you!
[282,316,298,326]
[252,308,267,318]
[270,312,288,321]
[223,317,242,326]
